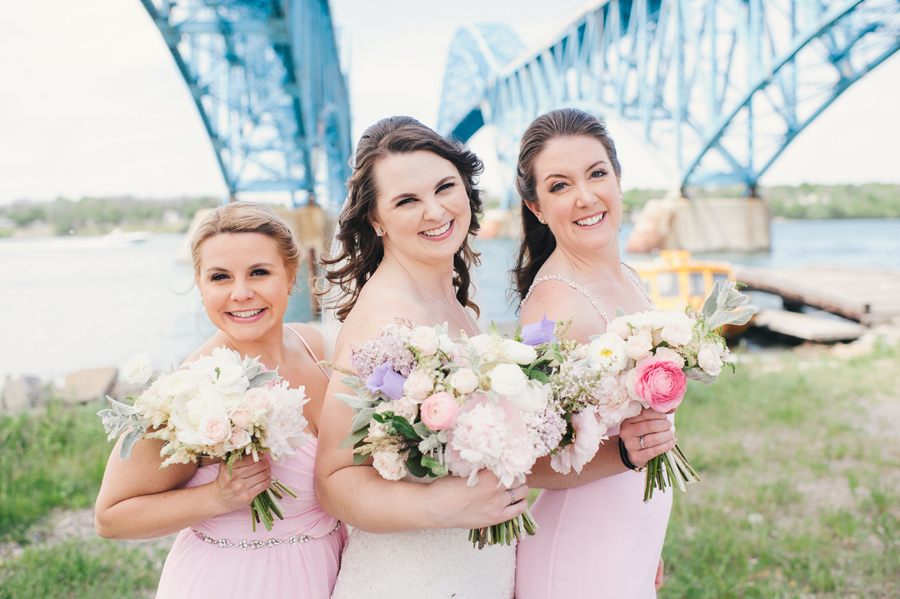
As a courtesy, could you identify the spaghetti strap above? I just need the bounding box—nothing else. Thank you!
[285,325,329,379]
[520,264,653,324]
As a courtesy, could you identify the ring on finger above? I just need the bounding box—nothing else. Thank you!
[507,488,517,505]
[639,435,646,449]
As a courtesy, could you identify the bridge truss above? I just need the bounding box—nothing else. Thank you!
[438,0,900,203]
[140,0,351,206]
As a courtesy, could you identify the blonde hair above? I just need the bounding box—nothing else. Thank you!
[191,202,301,285]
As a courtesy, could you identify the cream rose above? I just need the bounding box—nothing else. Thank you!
[449,368,479,394]
[697,343,724,377]
[502,339,538,365]
[403,370,434,400]
[372,451,407,481]
[123,354,155,385]
[489,363,528,397]
[410,326,440,356]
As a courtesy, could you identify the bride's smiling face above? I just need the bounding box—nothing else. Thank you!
[370,150,471,265]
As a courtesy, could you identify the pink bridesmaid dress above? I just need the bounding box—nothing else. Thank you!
[155,438,346,598]
[515,425,673,599]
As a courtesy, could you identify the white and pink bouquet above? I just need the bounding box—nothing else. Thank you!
[333,320,564,548]
[548,281,753,501]
[98,347,310,531]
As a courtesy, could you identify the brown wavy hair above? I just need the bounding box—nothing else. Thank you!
[512,108,622,303]
[191,201,301,288]
[320,116,484,322]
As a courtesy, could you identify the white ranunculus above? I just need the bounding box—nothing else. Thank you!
[653,346,686,369]
[697,343,724,377]
[607,315,633,340]
[502,339,538,365]
[624,328,654,361]
[403,370,434,400]
[587,333,629,373]
[409,326,440,356]
[507,380,551,413]
[123,354,155,385]
[660,311,694,347]
[489,363,528,397]
[449,368,479,395]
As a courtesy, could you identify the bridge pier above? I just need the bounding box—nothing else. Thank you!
[626,195,770,254]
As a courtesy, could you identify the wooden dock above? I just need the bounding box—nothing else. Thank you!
[733,265,900,326]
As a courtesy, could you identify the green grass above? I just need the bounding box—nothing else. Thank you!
[659,342,900,598]
[0,539,166,599]
[0,399,112,542]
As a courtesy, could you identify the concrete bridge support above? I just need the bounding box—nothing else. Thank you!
[626,196,770,254]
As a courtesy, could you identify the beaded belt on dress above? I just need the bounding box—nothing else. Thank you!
[191,520,343,550]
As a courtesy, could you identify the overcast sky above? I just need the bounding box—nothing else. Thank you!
[1,0,898,205]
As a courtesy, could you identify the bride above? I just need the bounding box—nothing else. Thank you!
[315,116,526,598]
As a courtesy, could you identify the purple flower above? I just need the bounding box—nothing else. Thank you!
[366,363,407,400]
[521,314,557,346]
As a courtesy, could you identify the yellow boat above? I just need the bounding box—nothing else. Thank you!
[629,250,751,338]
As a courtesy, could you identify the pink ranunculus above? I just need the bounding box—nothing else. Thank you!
[632,356,687,412]
[420,392,458,431]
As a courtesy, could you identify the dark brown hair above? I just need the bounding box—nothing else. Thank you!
[320,116,484,322]
[191,201,300,287]
[512,108,622,303]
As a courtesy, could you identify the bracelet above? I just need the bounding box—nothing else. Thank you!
[618,437,644,473]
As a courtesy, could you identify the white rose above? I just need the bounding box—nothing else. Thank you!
[392,398,420,422]
[624,329,654,361]
[653,346,686,369]
[697,343,724,377]
[502,339,538,365]
[587,333,629,373]
[660,312,694,347]
[449,368,479,395]
[488,363,528,397]
[403,370,434,400]
[409,326,440,356]
[372,451,408,481]
[507,380,551,413]
[123,354,155,385]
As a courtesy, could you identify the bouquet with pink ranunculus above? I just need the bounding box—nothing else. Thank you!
[548,281,754,501]
[98,348,311,531]
[331,320,564,548]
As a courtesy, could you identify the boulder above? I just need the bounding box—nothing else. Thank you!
[1,375,47,413]
[59,367,118,404]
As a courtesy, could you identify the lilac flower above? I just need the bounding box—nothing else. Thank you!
[366,363,407,400]
[521,314,557,346]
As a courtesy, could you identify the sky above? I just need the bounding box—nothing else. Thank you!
[1,0,899,206]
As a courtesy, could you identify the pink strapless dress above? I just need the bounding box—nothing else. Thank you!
[515,426,673,599]
[155,438,346,599]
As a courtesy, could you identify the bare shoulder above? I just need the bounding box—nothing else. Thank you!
[286,322,324,359]
[521,278,607,343]
[335,296,429,362]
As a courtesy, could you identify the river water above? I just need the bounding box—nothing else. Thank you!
[2,218,898,386]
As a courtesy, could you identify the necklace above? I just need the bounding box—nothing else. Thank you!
[381,257,479,334]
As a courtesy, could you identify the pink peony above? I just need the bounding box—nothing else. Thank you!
[631,357,687,412]
[420,392,458,431]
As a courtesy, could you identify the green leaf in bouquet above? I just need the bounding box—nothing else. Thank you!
[685,367,718,385]
[350,407,376,433]
[405,447,430,478]
[412,420,433,438]
[352,451,370,466]
[421,455,448,477]
[526,369,550,384]
[615,307,626,317]
[371,412,389,424]
[338,426,370,449]
[248,369,279,388]
[391,415,419,440]
[335,391,378,411]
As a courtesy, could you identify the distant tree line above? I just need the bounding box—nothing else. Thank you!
[623,182,900,219]
[0,196,220,236]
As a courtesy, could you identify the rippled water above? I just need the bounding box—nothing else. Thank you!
[2,218,897,385]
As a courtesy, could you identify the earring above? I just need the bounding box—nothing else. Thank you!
[201,296,205,305]
[538,216,546,224]
[375,227,385,237]
[288,289,294,296]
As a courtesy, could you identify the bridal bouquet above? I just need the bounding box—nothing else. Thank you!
[548,281,753,501]
[333,320,565,548]
[98,347,311,531]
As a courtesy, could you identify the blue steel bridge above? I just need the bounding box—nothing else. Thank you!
[142,0,900,208]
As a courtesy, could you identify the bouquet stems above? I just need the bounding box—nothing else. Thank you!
[643,444,700,503]
[250,478,297,532]
[468,507,539,549]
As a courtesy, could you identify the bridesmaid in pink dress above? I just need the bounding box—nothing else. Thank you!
[95,202,345,598]
[511,109,677,598]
